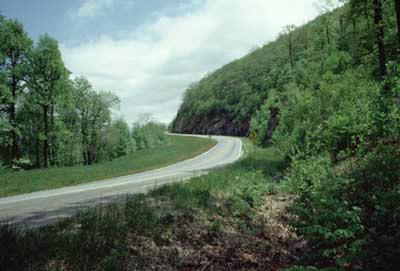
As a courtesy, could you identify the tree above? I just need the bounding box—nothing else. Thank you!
[373,0,387,78]
[281,25,296,69]
[0,19,32,161]
[84,90,120,165]
[314,0,343,47]
[109,118,131,158]
[296,24,310,51]
[69,77,121,165]
[29,34,69,167]
[69,76,91,165]
[132,114,166,151]
[395,0,400,48]
[0,16,127,169]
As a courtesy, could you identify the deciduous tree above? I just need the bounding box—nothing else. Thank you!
[395,0,400,47]
[281,25,296,69]
[373,0,387,78]
[29,34,68,167]
[0,19,32,161]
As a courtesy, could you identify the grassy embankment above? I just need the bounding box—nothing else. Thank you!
[0,135,216,197]
[0,139,304,271]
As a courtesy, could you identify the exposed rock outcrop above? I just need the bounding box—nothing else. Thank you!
[172,113,249,136]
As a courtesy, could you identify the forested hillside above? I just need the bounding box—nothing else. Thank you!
[0,16,167,170]
[172,0,399,139]
[173,0,400,269]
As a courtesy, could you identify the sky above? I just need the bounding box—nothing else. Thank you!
[0,0,318,124]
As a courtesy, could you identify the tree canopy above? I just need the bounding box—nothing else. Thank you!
[0,16,166,169]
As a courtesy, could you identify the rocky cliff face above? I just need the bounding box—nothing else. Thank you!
[172,113,249,136]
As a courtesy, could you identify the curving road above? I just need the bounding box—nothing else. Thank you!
[0,135,242,229]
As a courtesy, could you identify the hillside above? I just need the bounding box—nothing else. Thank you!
[172,1,400,270]
[172,29,289,136]
[172,2,399,141]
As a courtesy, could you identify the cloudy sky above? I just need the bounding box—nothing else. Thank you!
[1,0,318,124]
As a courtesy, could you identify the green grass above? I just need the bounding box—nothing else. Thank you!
[0,138,297,270]
[0,135,217,197]
[0,163,7,175]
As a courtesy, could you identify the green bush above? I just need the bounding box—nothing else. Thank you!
[284,153,364,266]
[347,144,400,270]
[283,153,333,195]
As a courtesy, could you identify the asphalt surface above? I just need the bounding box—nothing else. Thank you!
[0,135,242,229]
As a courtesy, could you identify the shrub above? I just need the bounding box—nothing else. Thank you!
[284,153,364,267]
[10,158,33,171]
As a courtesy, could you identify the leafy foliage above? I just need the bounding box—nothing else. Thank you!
[173,1,400,269]
[0,16,169,170]
[131,113,167,151]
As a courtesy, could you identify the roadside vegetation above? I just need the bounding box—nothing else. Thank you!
[0,135,216,197]
[172,0,400,270]
[0,139,301,271]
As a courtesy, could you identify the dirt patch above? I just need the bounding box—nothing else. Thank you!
[123,194,305,270]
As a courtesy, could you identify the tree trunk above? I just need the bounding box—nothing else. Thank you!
[262,107,280,146]
[318,28,325,50]
[285,26,295,69]
[10,100,18,160]
[326,25,330,45]
[35,135,40,168]
[352,19,357,40]
[304,32,308,50]
[373,0,386,78]
[322,14,330,46]
[395,0,400,48]
[50,104,55,166]
[365,4,371,30]
[339,17,343,33]
[88,129,97,165]
[289,40,294,69]
[81,111,88,165]
[10,73,19,160]
[396,0,400,108]
[82,133,88,165]
[43,105,49,168]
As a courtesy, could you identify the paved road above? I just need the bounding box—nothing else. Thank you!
[0,135,242,229]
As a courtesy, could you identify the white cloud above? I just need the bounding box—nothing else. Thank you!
[61,0,318,124]
[69,0,126,19]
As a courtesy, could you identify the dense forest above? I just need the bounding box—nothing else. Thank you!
[173,0,400,269]
[0,16,166,170]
